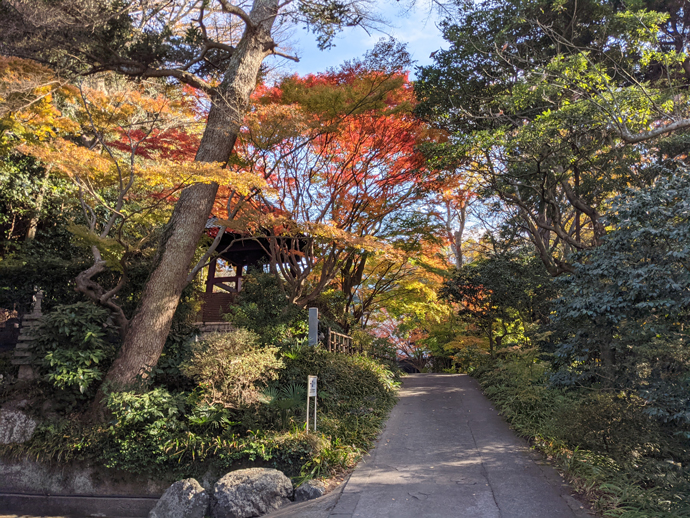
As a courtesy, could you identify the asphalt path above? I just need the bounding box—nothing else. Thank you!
[269,373,592,518]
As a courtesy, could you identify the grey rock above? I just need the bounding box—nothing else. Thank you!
[211,468,292,518]
[294,479,326,502]
[0,409,37,444]
[149,478,209,518]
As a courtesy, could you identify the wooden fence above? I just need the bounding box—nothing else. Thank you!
[324,328,396,364]
[326,328,360,354]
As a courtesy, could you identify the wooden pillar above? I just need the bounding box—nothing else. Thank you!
[236,263,244,292]
[206,257,217,294]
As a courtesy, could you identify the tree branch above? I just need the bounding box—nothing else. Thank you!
[269,49,300,62]
[618,119,690,143]
[88,63,216,95]
[216,0,255,29]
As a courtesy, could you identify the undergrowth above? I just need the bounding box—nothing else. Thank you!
[474,351,690,517]
[0,345,399,483]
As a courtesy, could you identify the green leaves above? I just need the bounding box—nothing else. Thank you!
[416,0,690,273]
[32,301,116,401]
[550,167,690,422]
[67,223,125,271]
[44,348,109,393]
[440,251,556,354]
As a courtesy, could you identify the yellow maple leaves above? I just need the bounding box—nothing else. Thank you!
[3,57,266,201]
[0,56,80,141]
[20,138,265,193]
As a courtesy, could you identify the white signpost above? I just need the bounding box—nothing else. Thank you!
[306,375,318,432]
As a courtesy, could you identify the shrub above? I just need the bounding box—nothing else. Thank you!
[260,382,308,430]
[225,272,306,346]
[1,341,396,482]
[276,347,399,448]
[102,387,187,472]
[181,330,284,408]
[31,302,117,405]
[549,171,690,424]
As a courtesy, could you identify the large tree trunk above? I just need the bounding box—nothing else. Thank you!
[100,183,218,389]
[96,0,280,396]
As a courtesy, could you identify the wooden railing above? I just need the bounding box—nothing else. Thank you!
[326,328,360,354]
[207,275,242,293]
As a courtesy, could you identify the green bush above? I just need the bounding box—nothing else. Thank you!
[474,354,690,517]
[549,171,690,425]
[276,347,399,448]
[31,302,117,405]
[102,387,188,472]
[260,382,308,430]
[181,330,284,409]
[225,272,306,346]
[1,332,397,482]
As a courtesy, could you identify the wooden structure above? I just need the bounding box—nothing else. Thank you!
[198,228,262,323]
[326,328,360,354]
[198,220,307,323]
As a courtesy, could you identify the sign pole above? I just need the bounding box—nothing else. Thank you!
[307,375,317,432]
[306,391,310,432]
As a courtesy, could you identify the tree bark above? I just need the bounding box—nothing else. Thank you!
[453,203,466,269]
[96,0,280,396]
[101,183,218,390]
[25,166,51,241]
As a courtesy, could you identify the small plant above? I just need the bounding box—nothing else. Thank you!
[282,338,308,360]
[187,403,239,431]
[299,436,359,482]
[181,329,284,408]
[261,382,307,429]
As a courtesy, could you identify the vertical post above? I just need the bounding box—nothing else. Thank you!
[306,391,310,433]
[236,263,244,292]
[206,257,217,293]
[308,307,318,346]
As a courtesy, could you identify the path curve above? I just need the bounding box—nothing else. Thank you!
[269,373,592,518]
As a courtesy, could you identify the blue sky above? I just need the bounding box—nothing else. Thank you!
[282,4,449,78]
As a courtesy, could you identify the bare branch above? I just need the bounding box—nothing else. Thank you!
[87,63,216,94]
[269,49,299,62]
[216,0,255,29]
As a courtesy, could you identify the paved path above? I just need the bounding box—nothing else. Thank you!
[270,373,591,518]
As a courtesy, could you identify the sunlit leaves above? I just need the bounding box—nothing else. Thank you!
[0,56,80,145]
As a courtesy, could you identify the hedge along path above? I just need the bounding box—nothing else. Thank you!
[269,374,594,518]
